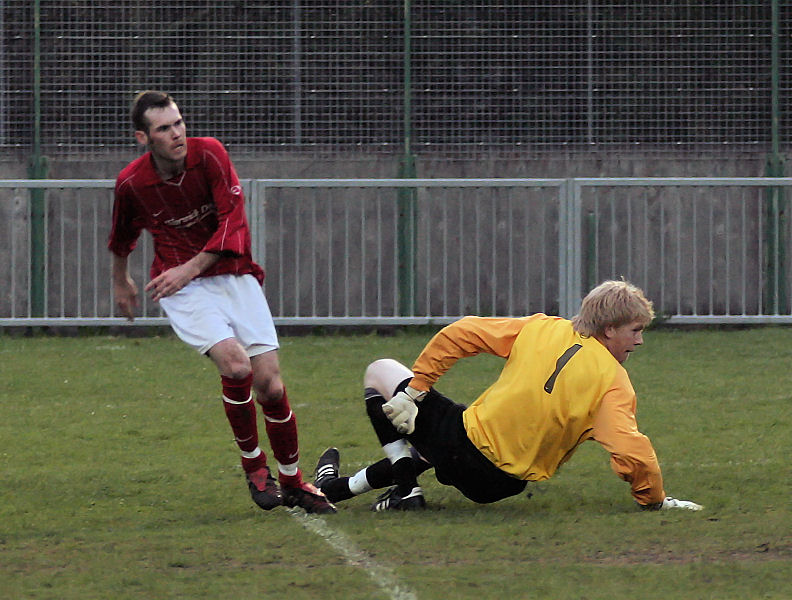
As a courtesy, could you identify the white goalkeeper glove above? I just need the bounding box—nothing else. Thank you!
[661,497,702,511]
[382,386,427,435]
[643,496,703,511]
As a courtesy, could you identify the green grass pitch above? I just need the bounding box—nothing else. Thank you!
[0,327,790,599]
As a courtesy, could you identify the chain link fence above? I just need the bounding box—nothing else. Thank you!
[1,1,790,157]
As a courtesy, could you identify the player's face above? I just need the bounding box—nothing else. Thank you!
[136,103,187,167]
[601,320,645,363]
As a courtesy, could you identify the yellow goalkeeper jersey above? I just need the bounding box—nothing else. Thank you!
[408,314,665,506]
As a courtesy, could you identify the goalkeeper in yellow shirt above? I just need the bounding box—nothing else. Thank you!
[314,280,701,513]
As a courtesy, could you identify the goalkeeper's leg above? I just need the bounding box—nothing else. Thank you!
[363,358,422,499]
[316,447,432,503]
[314,359,431,504]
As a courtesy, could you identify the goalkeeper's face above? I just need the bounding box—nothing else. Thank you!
[599,320,645,363]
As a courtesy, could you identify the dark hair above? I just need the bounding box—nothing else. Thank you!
[131,90,176,133]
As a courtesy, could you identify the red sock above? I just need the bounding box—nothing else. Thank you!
[278,468,303,489]
[221,374,262,467]
[222,373,253,403]
[260,386,301,486]
[240,452,268,474]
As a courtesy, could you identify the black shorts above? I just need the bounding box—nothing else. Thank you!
[397,380,527,504]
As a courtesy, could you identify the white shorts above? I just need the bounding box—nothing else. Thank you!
[159,274,279,357]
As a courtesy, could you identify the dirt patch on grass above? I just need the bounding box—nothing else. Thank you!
[586,542,792,565]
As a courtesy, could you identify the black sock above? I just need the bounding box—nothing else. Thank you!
[391,456,418,494]
[320,476,354,503]
[365,457,395,489]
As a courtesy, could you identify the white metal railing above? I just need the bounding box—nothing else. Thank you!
[572,178,792,324]
[3,178,792,327]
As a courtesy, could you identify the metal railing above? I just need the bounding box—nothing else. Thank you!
[571,178,792,324]
[2,178,792,327]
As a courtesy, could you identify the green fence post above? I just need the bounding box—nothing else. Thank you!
[397,0,417,317]
[763,0,786,314]
[397,156,417,317]
[764,156,786,314]
[28,158,48,318]
[29,0,48,317]
[585,211,597,292]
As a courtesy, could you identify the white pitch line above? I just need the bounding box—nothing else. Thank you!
[290,509,418,600]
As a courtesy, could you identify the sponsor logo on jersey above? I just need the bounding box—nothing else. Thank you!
[163,202,216,228]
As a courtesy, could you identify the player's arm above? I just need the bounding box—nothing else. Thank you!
[145,251,220,302]
[591,374,666,507]
[108,179,144,321]
[592,374,702,511]
[111,253,138,321]
[384,316,530,434]
[409,316,529,391]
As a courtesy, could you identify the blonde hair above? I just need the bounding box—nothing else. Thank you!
[571,280,654,337]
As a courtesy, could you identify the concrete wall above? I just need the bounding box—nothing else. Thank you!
[24,150,777,180]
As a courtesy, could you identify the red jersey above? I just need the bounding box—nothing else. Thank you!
[108,137,264,284]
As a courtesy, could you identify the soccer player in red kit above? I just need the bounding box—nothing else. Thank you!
[108,90,335,514]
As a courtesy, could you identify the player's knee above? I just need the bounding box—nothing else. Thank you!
[224,361,252,381]
[363,359,391,386]
[210,339,252,380]
[254,380,284,407]
[363,358,412,396]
